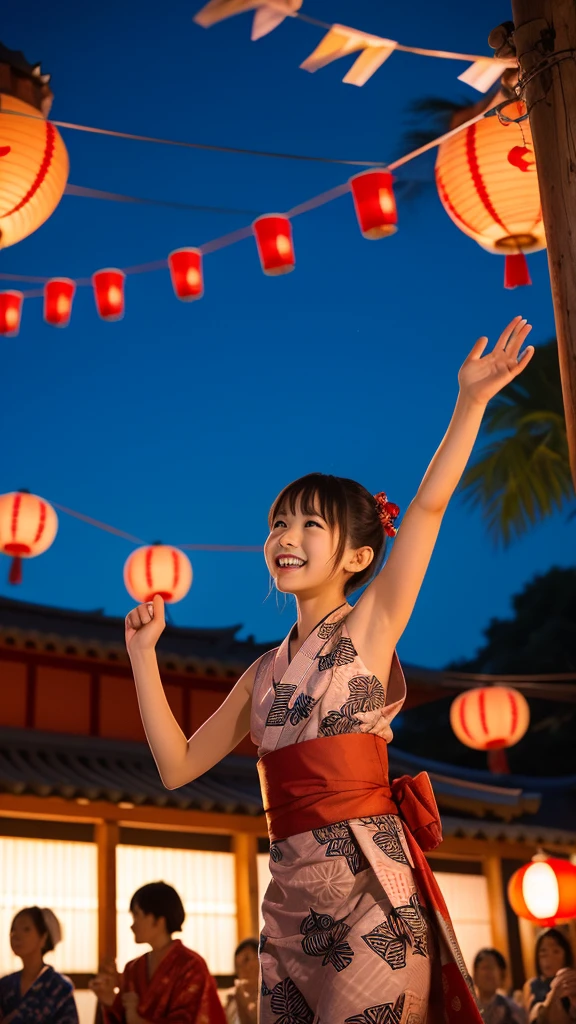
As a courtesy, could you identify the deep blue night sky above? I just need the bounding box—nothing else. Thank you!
[1,0,571,666]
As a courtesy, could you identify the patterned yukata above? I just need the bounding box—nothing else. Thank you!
[251,602,475,1024]
[0,965,79,1023]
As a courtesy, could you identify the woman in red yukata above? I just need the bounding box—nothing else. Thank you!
[125,317,534,1024]
[90,882,225,1023]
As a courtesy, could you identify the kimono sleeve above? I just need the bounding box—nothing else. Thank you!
[146,957,226,1024]
[7,975,79,1024]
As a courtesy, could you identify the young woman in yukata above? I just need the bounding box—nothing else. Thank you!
[125,316,534,1024]
[0,907,78,1024]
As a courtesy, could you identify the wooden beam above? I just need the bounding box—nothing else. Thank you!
[95,820,119,964]
[483,855,511,967]
[511,0,576,483]
[232,832,260,942]
[518,915,537,983]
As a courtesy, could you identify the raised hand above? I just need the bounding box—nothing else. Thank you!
[458,315,534,407]
[125,592,166,655]
[89,960,120,1006]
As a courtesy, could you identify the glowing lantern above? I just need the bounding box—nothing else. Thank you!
[450,686,529,755]
[168,248,204,301]
[508,855,576,925]
[44,278,75,327]
[253,215,295,275]
[350,169,398,238]
[435,100,545,287]
[0,291,23,336]
[92,269,125,321]
[0,491,58,583]
[124,544,193,604]
[0,46,69,249]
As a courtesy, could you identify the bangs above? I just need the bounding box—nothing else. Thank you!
[268,473,349,540]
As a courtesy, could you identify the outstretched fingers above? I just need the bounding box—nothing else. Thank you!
[494,315,524,352]
[505,320,532,361]
[467,336,489,361]
[510,342,535,377]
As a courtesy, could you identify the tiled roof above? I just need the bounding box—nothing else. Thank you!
[0,727,551,825]
[0,595,280,676]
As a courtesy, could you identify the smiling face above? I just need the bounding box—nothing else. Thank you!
[264,492,373,599]
[10,913,47,960]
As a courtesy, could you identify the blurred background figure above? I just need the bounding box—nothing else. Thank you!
[225,938,259,1024]
[89,880,225,1023]
[0,906,79,1023]
[473,947,527,1024]
[523,928,576,1023]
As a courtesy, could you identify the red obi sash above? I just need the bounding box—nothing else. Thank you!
[257,732,442,850]
[257,733,483,1024]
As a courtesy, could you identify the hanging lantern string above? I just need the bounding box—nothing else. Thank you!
[50,500,262,551]
[9,104,492,295]
[294,11,495,63]
[64,183,263,217]
[0,107,383,168]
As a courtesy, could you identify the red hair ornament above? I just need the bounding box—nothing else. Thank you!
[374,492,400,537]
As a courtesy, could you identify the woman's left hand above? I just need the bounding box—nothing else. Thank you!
[458,315,534,407]
[121,991,142,1024]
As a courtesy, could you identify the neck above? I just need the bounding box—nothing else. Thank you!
[20,954,44,977]
[477,989,496,1003]
[149,934,173,955]
[294,589,348,647]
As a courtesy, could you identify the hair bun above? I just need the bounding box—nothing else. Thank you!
[374,492,400,537]
[40,908,62,948]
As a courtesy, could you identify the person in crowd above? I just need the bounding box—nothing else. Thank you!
[0,906,79,1023]
[225,939,258,1024]
[90,880,226,1023]
[523,928,576,1023]
[473,947,527,1024]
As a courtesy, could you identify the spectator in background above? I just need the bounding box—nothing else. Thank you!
[523,929,576,1023]
[90,881,226,1024]
[473,947,527,1024]
[0,906,79,1023]
[225,939,258,1024]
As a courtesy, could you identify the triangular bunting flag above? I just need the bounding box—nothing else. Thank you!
[300,24,397,85]
[458,57,514,93]
[194,0,301,35]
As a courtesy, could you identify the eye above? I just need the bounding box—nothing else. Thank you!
[305,519,323,528]
[273,519,287,529]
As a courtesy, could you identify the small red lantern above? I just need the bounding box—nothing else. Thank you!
[168,248,204,301]
[0,491,59,583]
[0,291,23,336]
[350,169,398,239]
[508,855,576,925]
[124,543,193,604]
[253,215,295,275]
[92,269,125,321]
[44,278,75,327]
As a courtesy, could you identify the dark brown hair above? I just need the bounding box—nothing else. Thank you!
[11,907,54,953]
[130,881,185,935]
[269,472,388,596]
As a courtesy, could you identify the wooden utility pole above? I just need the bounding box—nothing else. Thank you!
[507,0,576,486]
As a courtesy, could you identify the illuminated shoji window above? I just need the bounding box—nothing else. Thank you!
[116,845,236,974]
[434,871,492,970]
[257,853,271,932]
[0,838,98,972]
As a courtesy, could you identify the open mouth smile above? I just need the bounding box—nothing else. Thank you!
[275,555,307,570]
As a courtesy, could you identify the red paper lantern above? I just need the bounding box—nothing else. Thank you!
[253,215,295,275]
[44,278,75,327]
[435,100,545,288]
[450,686,530,751]
[0,291,23,336]
[508,856,576,925]
[350,169,398,239]
[92,269,125,321]
[0,491,58,583]
[168,248,204,301]
[124,544,193,604]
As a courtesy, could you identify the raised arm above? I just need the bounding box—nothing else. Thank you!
[348,316,534,679]
[125,594,259,789]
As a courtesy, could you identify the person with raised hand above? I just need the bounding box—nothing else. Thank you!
[125,317,534,1023]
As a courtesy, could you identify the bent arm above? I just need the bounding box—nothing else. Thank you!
[129,649,259,789]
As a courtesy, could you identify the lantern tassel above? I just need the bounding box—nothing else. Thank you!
[487,748,510,774]
[8,555,22,585]
[504,253,532,289]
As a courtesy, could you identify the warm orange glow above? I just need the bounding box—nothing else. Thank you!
[123,544,193,603]
[0,291,23,336]
[0,491,58,558]
[349,170,398,239]
[0,95,69,248]
[276,234,292,257]
[253,215,295,275]
[168,248,204,301]
[435,101,545,258]
[186,267,201,287]
[92,269,125,321]
[450,686,529,751]
[44,278,75,327]
[508,856,576,925]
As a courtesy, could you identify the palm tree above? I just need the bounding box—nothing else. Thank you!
[458,339,574,544]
